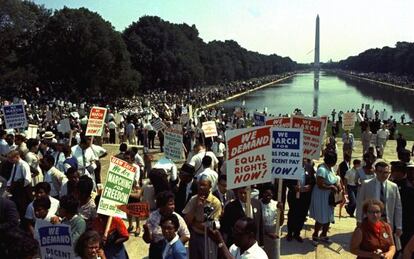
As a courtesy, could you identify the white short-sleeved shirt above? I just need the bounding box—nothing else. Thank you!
[229,242,269,259]
[189,150,219,176]
[261,199,278,226]
[345,168,358,186]
[25,196,60,221]
[7,159,32,187]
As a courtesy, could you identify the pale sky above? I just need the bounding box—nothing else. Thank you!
[33,0,414,63]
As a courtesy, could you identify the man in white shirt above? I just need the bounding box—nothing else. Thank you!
[376,124,390,156]
[197,156,218,190]
[40,154,68,198]
[212,136,226,174]
[189,143,219,177]
[153,157,178,187]
[71,137,98,180]
[7,150,33,219]
[209,217,269,259]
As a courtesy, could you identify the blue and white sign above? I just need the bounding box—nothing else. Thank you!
[2,104,28,129]
[37,220,73,259]
[253,112,266,126]
[271,128,304,180]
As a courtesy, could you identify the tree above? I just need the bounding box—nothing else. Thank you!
[34,7,140,98]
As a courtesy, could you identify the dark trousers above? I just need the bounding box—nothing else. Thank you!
[149,240,164,259]
[109,129,116,144]
[94,160,102,184]
[287,191,311,236]
[148,130,156,149]
[346,185,358,216]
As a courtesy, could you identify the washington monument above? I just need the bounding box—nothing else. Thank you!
[314,14,320,70]
[313,15,320,115]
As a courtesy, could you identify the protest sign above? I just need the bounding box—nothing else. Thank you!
[164,126,183,161]
[202,121,218,138]
[2,103,28,129]
[151,117,166,131]
[26,124,38,139]
[97,156,136,218]
[85,107,107,136]
[291,116,324,160]
[271,128,304,180]
[117,202,150,219]
[342,112,356,130]
[58,118,71,134]
[226,126,272,189]
[265,116,291,127]
[253,112,266,126]
[37,220,73,259]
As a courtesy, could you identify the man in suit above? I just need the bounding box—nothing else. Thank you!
[174,163,197,216]
[221,186,263,247]
[212,175,235,212]
[356,161,403,238]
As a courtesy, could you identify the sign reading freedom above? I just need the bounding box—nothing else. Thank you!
[97,156,136,218]
[226,126,272,189]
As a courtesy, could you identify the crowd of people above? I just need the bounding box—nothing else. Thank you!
[1,74,414,258]
[339,70,414,90]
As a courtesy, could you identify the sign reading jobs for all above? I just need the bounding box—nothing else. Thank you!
[202,121,218,138]
[164,126,184,161]
[271,128,304,180]
[85,106,107,136]
[36,220,73,259]
[97,156,136,218]
[2,103,28,129]
[226,126,272,189]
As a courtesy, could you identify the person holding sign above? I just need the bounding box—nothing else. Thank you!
[53,195,86,246]
[309,150,342,244]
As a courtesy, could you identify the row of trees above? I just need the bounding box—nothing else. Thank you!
[324,42,414,76]
[0,0,298,99]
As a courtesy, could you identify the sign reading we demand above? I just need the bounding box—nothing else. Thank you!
[226,126,272,189]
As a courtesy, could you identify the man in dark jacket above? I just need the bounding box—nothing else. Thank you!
[221,186,263,247]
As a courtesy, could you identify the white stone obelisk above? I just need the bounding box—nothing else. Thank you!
[313,15,320,115]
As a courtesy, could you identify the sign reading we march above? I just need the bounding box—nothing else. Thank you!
[85,107,107,136]
[226,126,272,189]
[97,156,136,218]
[2,103,28,129]
[271,128,304,180]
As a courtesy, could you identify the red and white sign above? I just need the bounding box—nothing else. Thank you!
[226,126,272,189]
[202,121,218,138]
[86,107,107,136]
[291,116,325,160]
[117,202,150,218]
[265,117,292,128]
